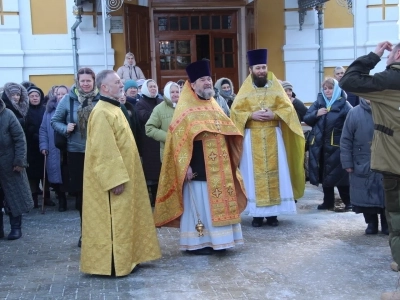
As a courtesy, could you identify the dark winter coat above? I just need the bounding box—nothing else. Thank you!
[51,85,100,153]
[136,94,162,181]
[121,101,142,154]
[303,91,352,187]
[292,92,308,122]
[1,82,29,128]
[25,87,46,180]
[0,98,33,216]
[340,98,384,208]
[39,97,62,184]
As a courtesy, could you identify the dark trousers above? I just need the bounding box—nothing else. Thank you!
[322,186,350,206]
[383,175,400,265]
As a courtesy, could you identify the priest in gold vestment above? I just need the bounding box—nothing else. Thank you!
[80,70,161,276]
[153,60,247,255]
[231,49,305,228]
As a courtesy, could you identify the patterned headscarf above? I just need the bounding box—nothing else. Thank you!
[75,83,98,138]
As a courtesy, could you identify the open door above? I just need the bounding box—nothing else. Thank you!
[246,0,257,52]
[209,33,239,91]
[124,4,151,79]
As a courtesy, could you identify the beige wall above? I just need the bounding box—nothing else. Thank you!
[256,0,285,79]
[30,0,68,34]
[29,74,75,94]
[324,1,353,29]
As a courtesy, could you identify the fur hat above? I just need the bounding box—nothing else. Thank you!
[281,81,293,91]
[185,60,211,83]
[7,82,23,96]
[247,49,268,66]
[124,80,138,92]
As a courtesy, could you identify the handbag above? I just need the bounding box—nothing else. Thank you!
[54,98,74,151]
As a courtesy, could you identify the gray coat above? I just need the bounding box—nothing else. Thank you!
[340,98,384,208]
[0,98,33,216]
[39,98,62,184]
[51,86,100,153]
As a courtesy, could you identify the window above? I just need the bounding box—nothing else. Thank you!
[159,40,192,70]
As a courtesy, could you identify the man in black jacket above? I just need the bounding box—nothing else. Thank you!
[339,41,400,300]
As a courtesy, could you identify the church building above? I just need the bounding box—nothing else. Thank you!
[0,0,398,101]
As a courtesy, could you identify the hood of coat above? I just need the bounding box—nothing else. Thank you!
[46,96,58,113]
[214,77,235,94]
[0,98,5,114]
[359,98,371,113]
[2,82,29,117]
[27,85,45,108]
[123,52,137,67]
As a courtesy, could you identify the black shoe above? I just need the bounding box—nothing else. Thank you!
[317,203,334,210]
[365,223,378,235]
[266,216,279,227]
[32,193,39,209]
[78,236,82,248]
[58,194,67,212]
[8,215,22,240]
[186,247,213,255]
[251,217,264,227]
[213,249,227,253]
[381,224,389,235]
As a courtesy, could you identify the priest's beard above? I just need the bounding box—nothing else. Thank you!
[196,87,215,100]
[251,73,268,88]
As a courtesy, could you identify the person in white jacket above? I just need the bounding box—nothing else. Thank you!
[116,52,146,83]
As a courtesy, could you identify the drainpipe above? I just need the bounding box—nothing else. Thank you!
[72,6,83,76]
[315,4,324,88]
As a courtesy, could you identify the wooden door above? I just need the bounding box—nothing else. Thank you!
[124,4,151,79]
[155,35,197,90]
[209,33,239,92]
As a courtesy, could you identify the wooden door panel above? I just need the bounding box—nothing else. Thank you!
[124,4,151,79]
[155,34,196,90]
[210,33,239,92]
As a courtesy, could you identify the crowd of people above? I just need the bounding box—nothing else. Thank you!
[0,41,399,298]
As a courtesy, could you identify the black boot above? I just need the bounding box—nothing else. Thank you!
[381,213,389,235]
[58,192,67,212]
[365,223,378,234]
[252,217,264,227]
[8,214,22,240]
[32,193,39,209]
[149,184,158,207]
[317,202,334,210]
[266,216,279,227]
[0,211,4,239]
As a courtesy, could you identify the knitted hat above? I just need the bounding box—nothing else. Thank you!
[281,81,293,91]
[185,60,211,83]
[7,82,22,96]
[136,79,146,87]
[124,80,138,92]
[247,49,268,66]
[27,87,42,96]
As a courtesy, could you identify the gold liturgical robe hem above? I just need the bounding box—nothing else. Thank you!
[231,72,305,205]
[153,81,247,228]
[80,101,161,277]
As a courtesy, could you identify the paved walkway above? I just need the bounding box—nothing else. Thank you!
[0,184,398,300]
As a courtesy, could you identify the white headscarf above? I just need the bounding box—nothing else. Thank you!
[141,79,158,98]
[163,81,180,105]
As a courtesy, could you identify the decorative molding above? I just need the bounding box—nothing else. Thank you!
[336,0,353,14]
[297,0,329,30]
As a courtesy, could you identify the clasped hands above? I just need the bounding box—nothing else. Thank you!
[252,109,274,121]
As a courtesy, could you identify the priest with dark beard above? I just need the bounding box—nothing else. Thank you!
[230,49,305,228]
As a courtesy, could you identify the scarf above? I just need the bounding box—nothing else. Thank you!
[141,79,158,98]
[75,85,98,138]
[322,79,342,111]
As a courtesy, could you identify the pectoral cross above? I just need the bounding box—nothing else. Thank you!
[367,0,397,20]
[0,0,19,25]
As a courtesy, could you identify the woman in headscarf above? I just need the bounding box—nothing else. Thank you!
[136,79,163,206]
[304,77,352,211]
[214,77,236,108]
[40,85,70,212]
[1,82,29,127]
[25,86,54,208]
[51,68,100,247]
[145,81,180,162]
[116,52,146,83]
